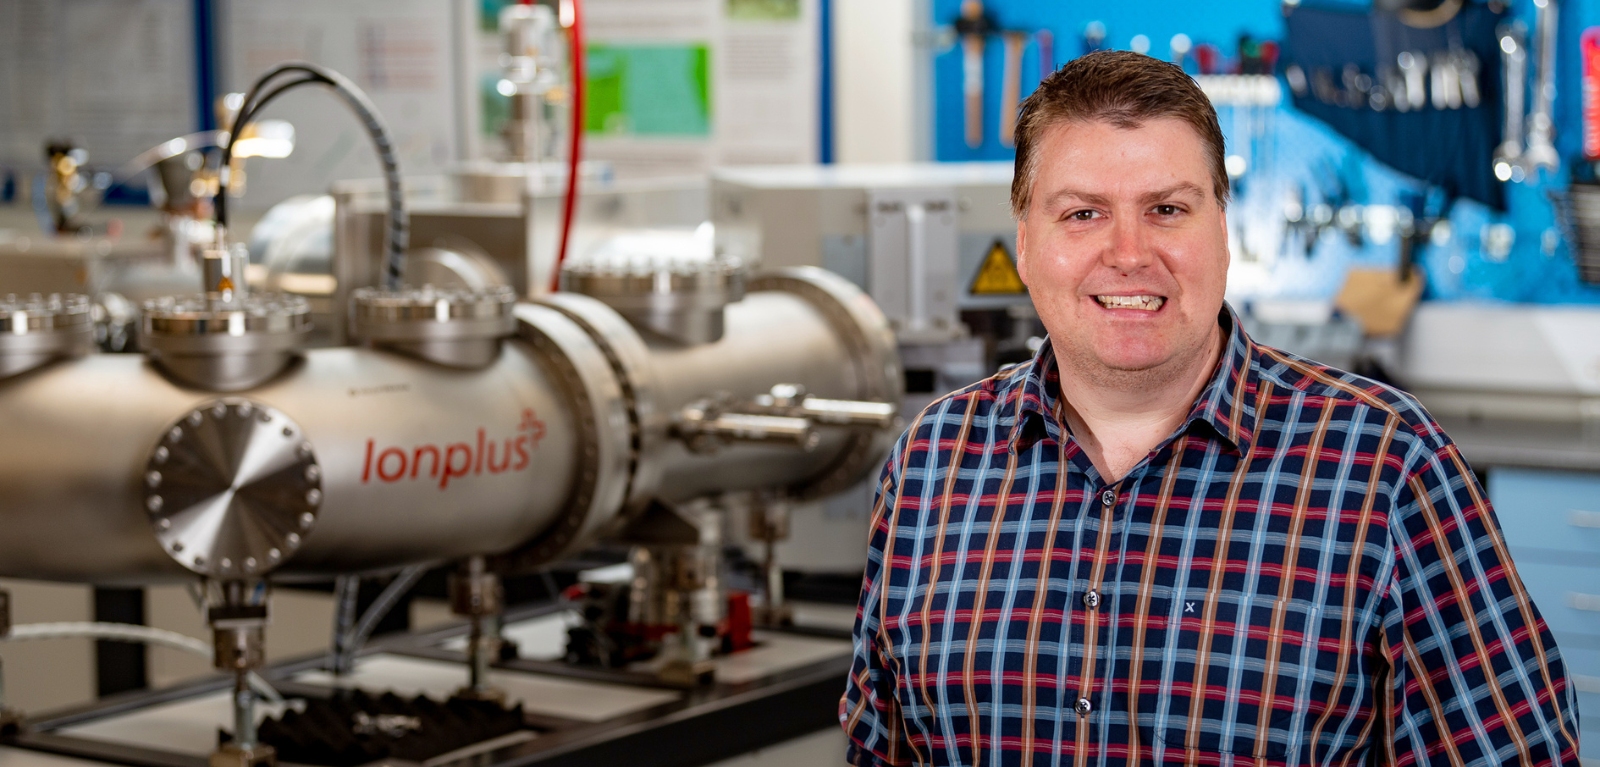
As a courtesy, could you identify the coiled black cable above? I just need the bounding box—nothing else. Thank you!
[217,62,408,291]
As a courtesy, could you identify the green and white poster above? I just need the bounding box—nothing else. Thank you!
[580,0,819,178]
[585,44,712,137]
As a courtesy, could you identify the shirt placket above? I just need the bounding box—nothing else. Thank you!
[1067,480,1120,762]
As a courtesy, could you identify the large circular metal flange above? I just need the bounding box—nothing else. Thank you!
[491,303,634,573]
[140,294,312,391]
[0,293,94,378]
[143,399,322,578]
[537,292,665,512]
[747,266,904,499]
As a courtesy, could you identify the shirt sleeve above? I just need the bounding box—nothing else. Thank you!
[1380,440,1581,765]
[840,434,915,767]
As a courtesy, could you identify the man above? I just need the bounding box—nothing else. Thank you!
[841,51,1578,766]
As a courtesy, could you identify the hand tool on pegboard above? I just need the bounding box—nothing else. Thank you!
[999,31,1028,146]
[955,0,996,148]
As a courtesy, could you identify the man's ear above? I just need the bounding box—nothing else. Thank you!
[1014,218,1030,287]
[1218,206,1231,270]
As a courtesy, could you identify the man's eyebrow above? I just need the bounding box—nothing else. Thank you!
[1039,188,1111,208]
[1038,183,1206,210]
[1139,183,1206,204]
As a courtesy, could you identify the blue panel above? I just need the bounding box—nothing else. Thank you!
[1488,466,1600,559]
[930,1,1600,305]
[820,0,834,164]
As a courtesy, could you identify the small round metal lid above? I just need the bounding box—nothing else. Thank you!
[561,255,745,303]
[0,293,95,378]
[561,254,745,345]
[349,285,517,342]
[144,399,321,578]
[140,294,312,391]
[0,293,93,336]
[142,293,312,338]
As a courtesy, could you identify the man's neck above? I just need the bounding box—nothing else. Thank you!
[1054,324,1225,482]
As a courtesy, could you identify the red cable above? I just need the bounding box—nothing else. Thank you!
[551,0,583,292]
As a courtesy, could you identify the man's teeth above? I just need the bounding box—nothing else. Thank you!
[1095,295,1165,311]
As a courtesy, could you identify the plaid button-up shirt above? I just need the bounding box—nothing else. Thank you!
[841,308,1579,766]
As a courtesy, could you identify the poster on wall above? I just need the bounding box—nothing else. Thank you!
[0,0,197,173]
[220,0,462,211]
[579,0,819,179]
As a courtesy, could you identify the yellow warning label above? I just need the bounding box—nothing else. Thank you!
[970,240,1026,295]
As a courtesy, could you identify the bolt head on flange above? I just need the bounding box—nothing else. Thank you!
[144,399,321,577]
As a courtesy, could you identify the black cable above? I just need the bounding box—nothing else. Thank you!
[217,62,408,291]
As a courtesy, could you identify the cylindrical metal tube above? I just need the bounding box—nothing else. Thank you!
[0,268,898,583]
[645,269,901,501]
[0,343,581,581]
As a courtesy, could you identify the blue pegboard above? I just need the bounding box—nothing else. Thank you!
[931,0,1600,305]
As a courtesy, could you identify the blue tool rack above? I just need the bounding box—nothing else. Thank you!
[930,0,1600,305]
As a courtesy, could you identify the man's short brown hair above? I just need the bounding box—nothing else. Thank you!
[1011,50,1229,218]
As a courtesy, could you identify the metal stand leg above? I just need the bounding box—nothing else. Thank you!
[0,589,23,736]
[748,494,793,627]
[207,580,274,767]
[451,556,506,703]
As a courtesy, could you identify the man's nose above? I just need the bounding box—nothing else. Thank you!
[1102,214,1152,271]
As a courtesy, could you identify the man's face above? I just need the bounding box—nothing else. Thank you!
[1016,117,1229,384]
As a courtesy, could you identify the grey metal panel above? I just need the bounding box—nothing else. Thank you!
[866,187,959,342]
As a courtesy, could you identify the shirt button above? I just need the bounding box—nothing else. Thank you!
[1083,589,1100,609]
[1075,697,1093,715]
[1101,489,1116,506]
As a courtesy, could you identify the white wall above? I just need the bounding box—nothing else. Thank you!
[832,0,917,164]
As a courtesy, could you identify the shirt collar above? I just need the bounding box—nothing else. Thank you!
[1008,302,1260,456]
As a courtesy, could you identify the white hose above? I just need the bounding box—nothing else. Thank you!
[2,622,282,704]
[5,622,212,656]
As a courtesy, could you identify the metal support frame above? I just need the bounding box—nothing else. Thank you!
[0,599,851,767]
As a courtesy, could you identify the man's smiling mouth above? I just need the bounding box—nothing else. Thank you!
[1094,295,1166,311]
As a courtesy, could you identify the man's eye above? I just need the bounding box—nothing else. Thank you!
[1152,204,1182,216]
[1067,210,1098,221]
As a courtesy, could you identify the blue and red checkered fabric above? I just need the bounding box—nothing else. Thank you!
[841,307,1579,766]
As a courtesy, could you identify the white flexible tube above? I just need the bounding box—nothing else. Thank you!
[1,622,282,704]
[4,622,212,656]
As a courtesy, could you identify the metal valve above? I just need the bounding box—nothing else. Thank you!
[675,403,819,454]
[674,384,897,454]
[748,383,899,429]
